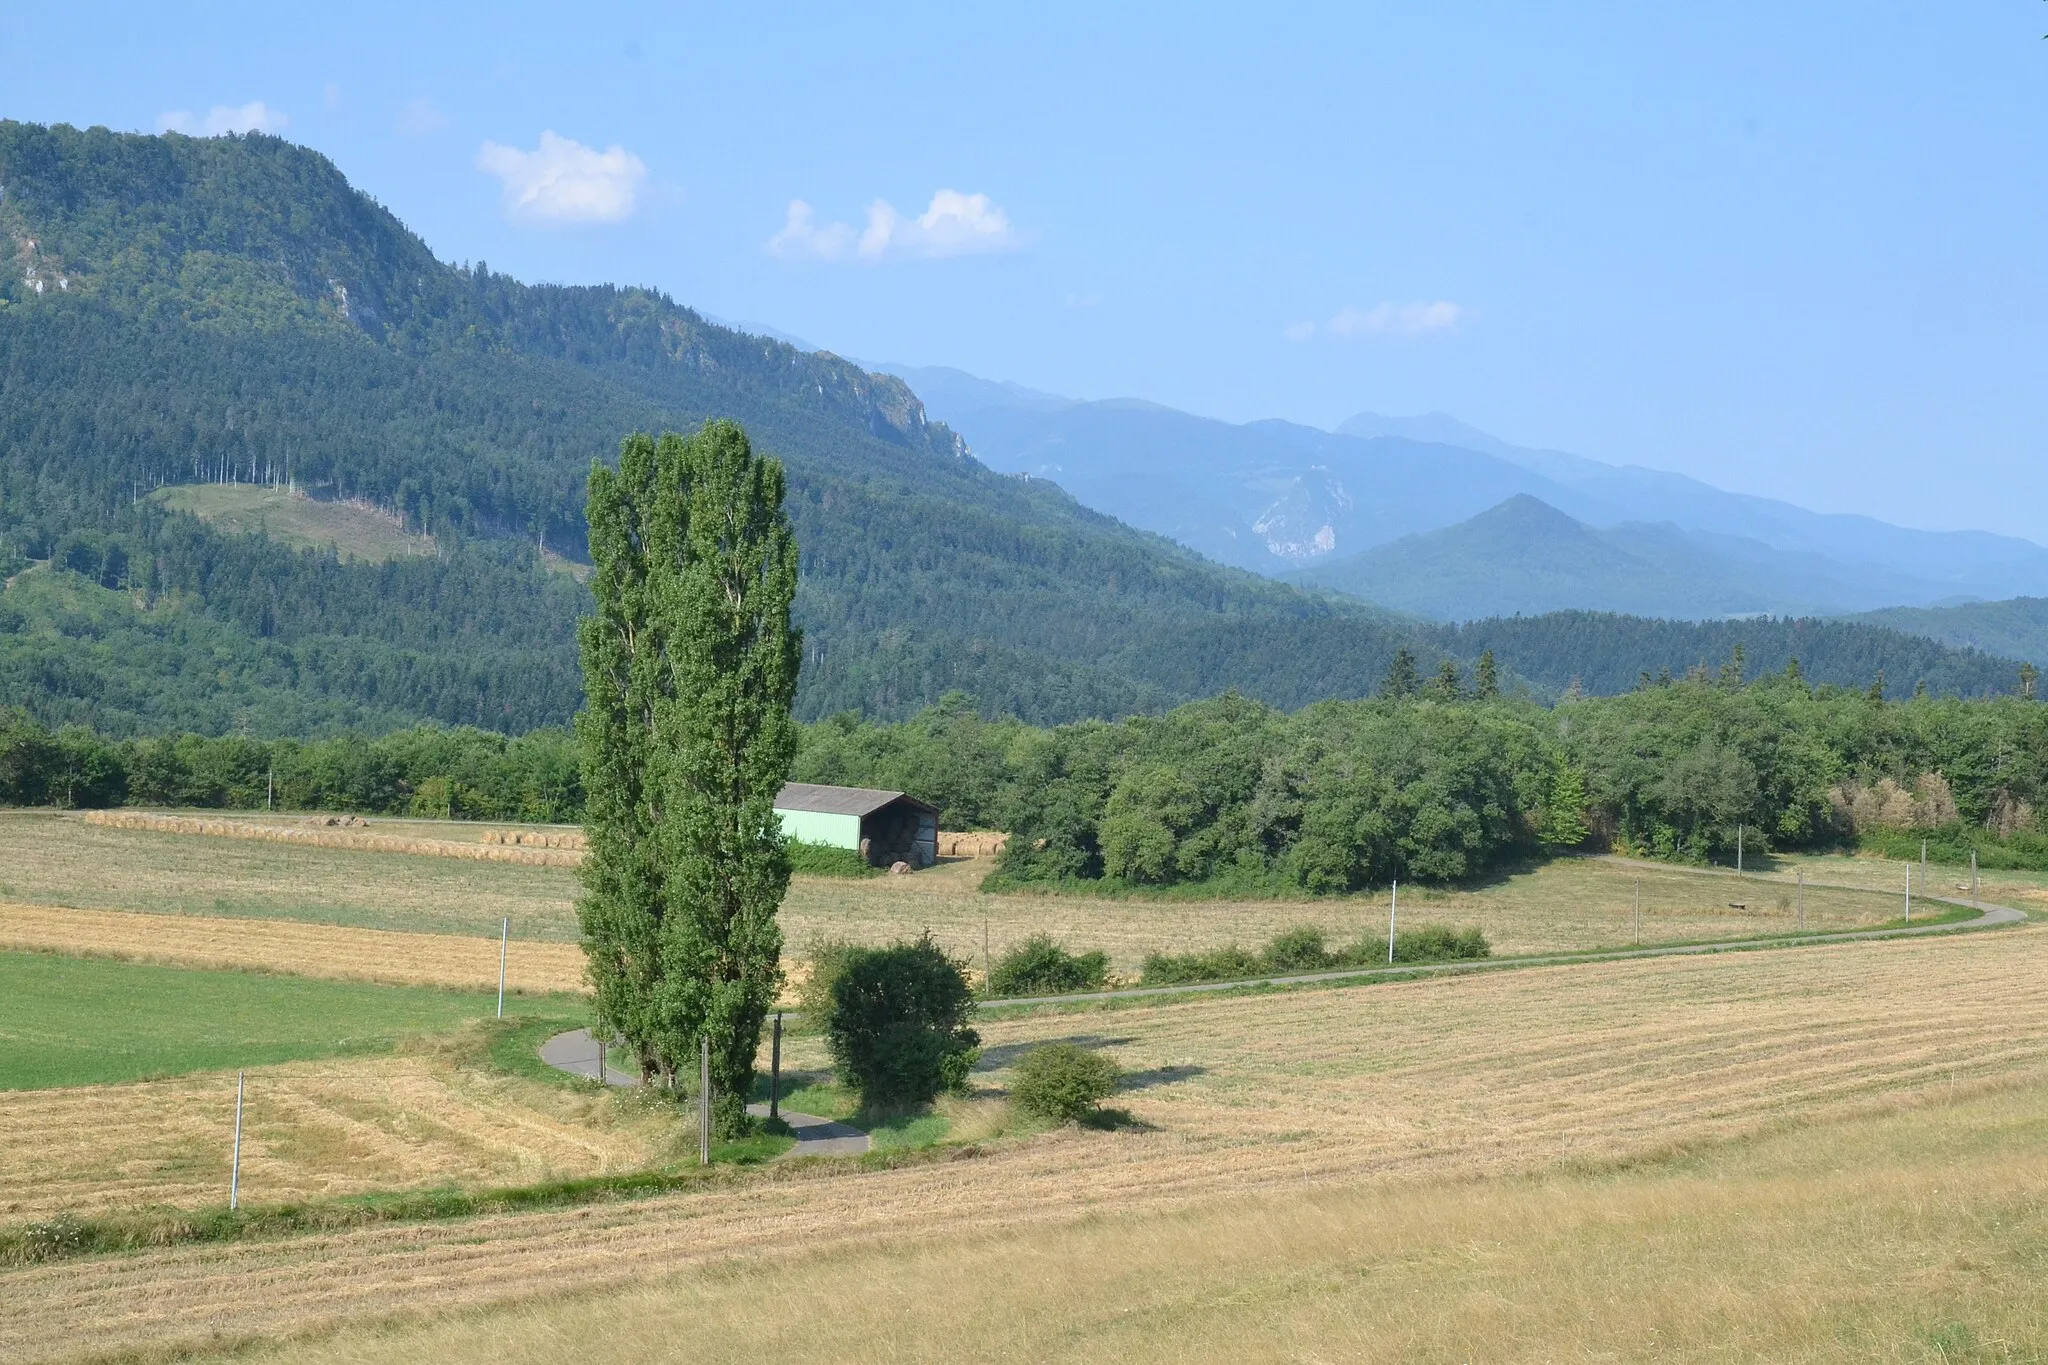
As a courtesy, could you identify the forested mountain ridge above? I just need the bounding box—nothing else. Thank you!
[1849,598,2048,671]
[1425,611,2022,700]
[0,120,1446,731]
[0,119,960,553]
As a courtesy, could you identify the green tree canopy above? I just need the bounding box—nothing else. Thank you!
[577,422,799,1129]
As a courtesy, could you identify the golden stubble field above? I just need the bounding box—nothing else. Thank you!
[0,902,588,994]
[5,924,2047,1363]
[0,811,1943,976]
[242,1081,2048,1365]
[0,1040,675,1223]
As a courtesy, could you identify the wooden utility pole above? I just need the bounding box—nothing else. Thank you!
[769,1012,784,1122]
[496,917,508,1019]
[1634,878,1641,946]
[1797,868,1804,932]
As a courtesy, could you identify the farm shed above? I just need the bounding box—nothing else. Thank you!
[775,783,940,868]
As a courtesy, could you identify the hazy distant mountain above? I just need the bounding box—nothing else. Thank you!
[1289,495,1995,621]
[1340,410,2048,596]
[875,363,2048,607]
[879,365,1613,573]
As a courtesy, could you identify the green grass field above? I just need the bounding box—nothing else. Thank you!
[0,951,503,1090]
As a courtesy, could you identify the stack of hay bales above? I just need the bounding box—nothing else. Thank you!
[938,831,1010,859]
[81,811,585,867]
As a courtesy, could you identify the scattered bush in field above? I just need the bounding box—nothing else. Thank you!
[1139,945,1263,986]
[1260,925,1331,972]
[1141,923,1489,986]
[826,932,980,1109]
[987,934,1109,997]
[785,840,880,878]
[1388,924,1490,963]
[1011,1043,1121,1123]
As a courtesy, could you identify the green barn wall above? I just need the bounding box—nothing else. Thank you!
[776,807,862,850]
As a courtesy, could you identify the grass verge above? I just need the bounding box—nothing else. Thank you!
[0,950,515,1090]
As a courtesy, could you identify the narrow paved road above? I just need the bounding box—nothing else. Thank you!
[978,894,2025,1009]
[537,1028,870,1157]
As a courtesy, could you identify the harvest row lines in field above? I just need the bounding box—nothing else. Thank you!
[6,929,2045,1361]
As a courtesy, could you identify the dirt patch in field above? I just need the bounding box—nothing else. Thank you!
[0,903,587,995]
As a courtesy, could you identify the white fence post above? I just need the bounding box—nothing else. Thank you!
[1387,880,1398,965]
[230,1070,245,1211]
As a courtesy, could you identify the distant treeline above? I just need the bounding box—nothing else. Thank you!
[0,711,581,821]
[794,664,2048,884]
[1431,611,2026,700]
[10,653,2048,882]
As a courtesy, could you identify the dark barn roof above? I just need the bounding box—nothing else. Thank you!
[774,783,938,818]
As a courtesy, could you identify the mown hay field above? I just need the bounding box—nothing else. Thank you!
[233,1079,2048,1365]
[0,1040,673,1223]
[0,812,1942,974]
[0,811,579,940]
[5,924,2045,1362]
[0,902,587,995]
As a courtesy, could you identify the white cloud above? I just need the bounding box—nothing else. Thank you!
[768,199,858,261]
[769,189,1025,263]
[476,131,647,224]
[397,98,449,137]
[157,101,290,137]
[1287,301,1466,341]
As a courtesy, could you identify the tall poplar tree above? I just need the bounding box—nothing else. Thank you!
[578,421,800,1129]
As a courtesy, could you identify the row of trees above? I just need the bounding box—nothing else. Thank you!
[791,664,2048,884]
[0,711,581,818]
[13,652,2047,879]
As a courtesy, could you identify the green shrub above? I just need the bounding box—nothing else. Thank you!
[1141,923,1489,986]
[1260,925,1331,972]
[1387,924,1490,963]
[1857,825,2048,872]
[1011,1043,1121,1123]
[987,934,1109,997]
[826,932,980,1110]
[1140,944,1263,986]
[786,839,881,877]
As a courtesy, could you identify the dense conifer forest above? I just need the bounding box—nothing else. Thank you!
[0,121,2027,734]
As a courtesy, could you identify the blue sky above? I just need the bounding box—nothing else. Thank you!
[5,2,2045,536]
